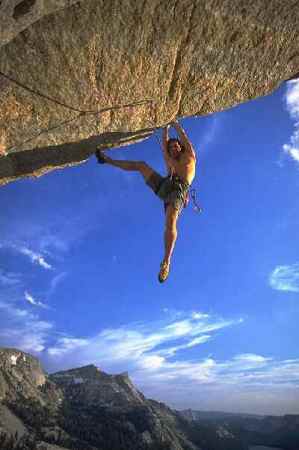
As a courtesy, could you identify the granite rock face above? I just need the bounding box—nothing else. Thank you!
[0,0,81,48]
[50,364,146,407]
[0,0,299,185]
[0,347,46,401]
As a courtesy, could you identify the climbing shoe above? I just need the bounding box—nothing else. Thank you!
[95,148,106,164]
[158,261,170,283]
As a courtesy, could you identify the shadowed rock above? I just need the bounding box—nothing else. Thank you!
[0,129,153,185]
[13,0,37,20]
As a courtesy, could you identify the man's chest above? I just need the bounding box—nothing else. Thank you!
[170,154,194,171]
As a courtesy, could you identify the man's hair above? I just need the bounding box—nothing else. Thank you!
[167,138,184,155]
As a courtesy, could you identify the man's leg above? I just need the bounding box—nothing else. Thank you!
[159,205,179,283]
[97,150,153,182]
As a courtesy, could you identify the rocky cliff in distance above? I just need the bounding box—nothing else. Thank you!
[0,347,246,450]
[49,365,146,407]
[0,348,46,402]
[0,0,298,186]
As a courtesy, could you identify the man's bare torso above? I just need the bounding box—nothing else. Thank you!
[169,150,196,185]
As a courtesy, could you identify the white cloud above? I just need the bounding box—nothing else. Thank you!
[285,80,299,117]
[283,145,299,163]
[44,313,247,389]
[233,353,271,363]
[137,355,165,371]
[43,311,299,412]
[0,301,53,353]
[0,242,53,270]
[18,246,52,270]
[191,311,209,320]
[46,311,240,367]
[269,263,299,293]
[283,80,299,165]
[158,335,211,357]
[47,338,89,356]
[24,291,48,309]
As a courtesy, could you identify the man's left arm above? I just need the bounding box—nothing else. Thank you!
[171,121,196,159]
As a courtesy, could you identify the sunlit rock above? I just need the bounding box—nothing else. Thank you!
[0,0,298,185]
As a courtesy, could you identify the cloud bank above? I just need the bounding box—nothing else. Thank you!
[43,312,299,414]
[0,296,298,414]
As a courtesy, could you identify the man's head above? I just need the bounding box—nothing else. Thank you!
[167,138,183,160]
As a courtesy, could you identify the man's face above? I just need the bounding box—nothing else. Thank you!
[168,140,182,159]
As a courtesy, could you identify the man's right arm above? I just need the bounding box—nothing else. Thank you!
[162,125,172,173]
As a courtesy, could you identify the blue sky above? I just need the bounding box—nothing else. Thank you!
[1,80,299,415]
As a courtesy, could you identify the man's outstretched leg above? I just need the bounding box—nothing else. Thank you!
[96,149,153,181]
[159,205,179,283]
[96,149,178,283]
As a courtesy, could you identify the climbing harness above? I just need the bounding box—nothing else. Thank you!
[0,70,153,152]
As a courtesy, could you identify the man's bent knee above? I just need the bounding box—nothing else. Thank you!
[138,162,154,181]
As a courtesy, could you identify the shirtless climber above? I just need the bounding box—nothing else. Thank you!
[95,121,196,283]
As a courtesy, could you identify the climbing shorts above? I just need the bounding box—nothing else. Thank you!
[146,171,190,214]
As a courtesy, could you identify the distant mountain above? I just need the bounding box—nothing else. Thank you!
[1,347,297,450]
[179,409,299,450]
[180,409,264,422]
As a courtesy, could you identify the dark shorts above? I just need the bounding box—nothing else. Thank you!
[146,171,189,214]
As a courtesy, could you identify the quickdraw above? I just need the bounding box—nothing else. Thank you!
[190,188,203,213]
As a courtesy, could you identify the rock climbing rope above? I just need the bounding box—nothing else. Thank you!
[0,70,153,152]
